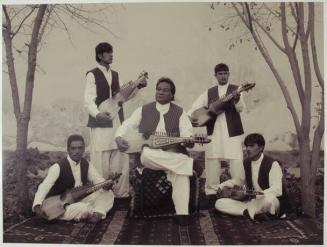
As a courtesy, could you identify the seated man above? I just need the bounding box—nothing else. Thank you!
[32,134,114,223]
[215,133,286,220]
[115,77,201,225]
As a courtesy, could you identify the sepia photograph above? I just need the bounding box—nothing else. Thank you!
[2,0,324,245]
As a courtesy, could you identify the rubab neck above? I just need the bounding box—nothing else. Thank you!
[85,179,114,194]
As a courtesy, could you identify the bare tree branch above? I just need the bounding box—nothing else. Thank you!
[11,6,29,20]
[281,3,305,108]
[290,3,300,51]
[2,5,22,117]
[51,7,75,46]
[252,17,287,53]
[58,4,119,39]
[297,3,312,137]
[309,3,323,89]
[262,3,297,35]
[234,2,302,137]
[12,6,37,38]
[305,4,312,40]
[23,4,47,120]
[37,6,53,45]
[289,3,298,22]
[311,97,324,171]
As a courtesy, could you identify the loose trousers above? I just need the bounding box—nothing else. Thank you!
[59,189,114,221]
[140,147,193,215]
[215,193,280,219]
[91,149,130,198]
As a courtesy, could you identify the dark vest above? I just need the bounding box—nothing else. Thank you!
[139,102,183,136]
[86,67,124,128]
[207,84,244,136]
[243,154,288,216]
[46,157,89,198]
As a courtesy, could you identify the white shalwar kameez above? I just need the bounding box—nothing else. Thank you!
[84,64,129,198]
[33,155,114,221]
[115,102,194,215]
[188,83,244,195]
[215,154,283,219]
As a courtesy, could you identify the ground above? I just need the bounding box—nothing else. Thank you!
[2,149,324,244]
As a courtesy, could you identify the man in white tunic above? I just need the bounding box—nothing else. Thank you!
[33,135,114,223]
[115,77,198,226]
[84,42,129,198]
[189,63,245,196]
[215,133,286,220]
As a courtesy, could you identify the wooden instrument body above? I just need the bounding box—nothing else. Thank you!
[216,186,264,201]
[124,133,211,154]
[41,173,121,220]
[191,82,255,127]
[98,72,148,119]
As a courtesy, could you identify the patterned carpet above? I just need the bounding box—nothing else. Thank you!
[3,170,323,245]
[3,207,323,245]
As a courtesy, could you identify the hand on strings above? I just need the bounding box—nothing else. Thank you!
[181,137,195,148]
[103,183,114,191]
[137,79,147,89]
[233,93,241,104]
[115,136,129,152]
[96,112,112,123]
[216,186,233,199]
[34,205,49,220]
[189,116,199,127]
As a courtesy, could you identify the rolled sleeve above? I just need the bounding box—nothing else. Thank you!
[88,163,106,184]
[263,161,283,197]
[115,107,142,138]
[179,111,193,137]
[234,94,245,113]
[32,163,60,210]
[84,72,100,118]
[187,91,208,116]
[219,165,245,189]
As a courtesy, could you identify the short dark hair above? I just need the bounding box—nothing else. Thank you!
[214,63,229,74]
[67,134,85,149]
[244,133,265,148]
[95,42,113,62]
[156,77,176,101]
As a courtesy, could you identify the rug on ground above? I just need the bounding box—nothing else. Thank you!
[3,208,322,245]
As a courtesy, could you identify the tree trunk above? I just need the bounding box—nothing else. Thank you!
[15,116,30,215]
[299,140,316,217]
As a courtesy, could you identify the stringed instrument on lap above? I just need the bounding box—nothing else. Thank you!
[99,71,148,120]
[123,132,211,154]
[190,82,255,127]
[41,173,122,220]
[216,185,264,201]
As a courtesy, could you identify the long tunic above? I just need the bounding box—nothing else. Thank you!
[115,102,194,214]
[115,102,194,176]
[32,155,114,220]
[188,83,245,159]
[215,153,283,218]
[84,64,120,150]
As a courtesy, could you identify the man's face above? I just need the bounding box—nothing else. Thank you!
[215,70,230,85]
[245,143,264,161]
[68,140,85,163]
[155,81,173,105]
[98,51,113,65]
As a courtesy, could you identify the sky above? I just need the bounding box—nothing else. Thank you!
[2,1,325,149]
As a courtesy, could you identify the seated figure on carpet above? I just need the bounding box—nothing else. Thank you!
[115,77,203,226]
[33,134,115,223]
[215,133,288,220]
